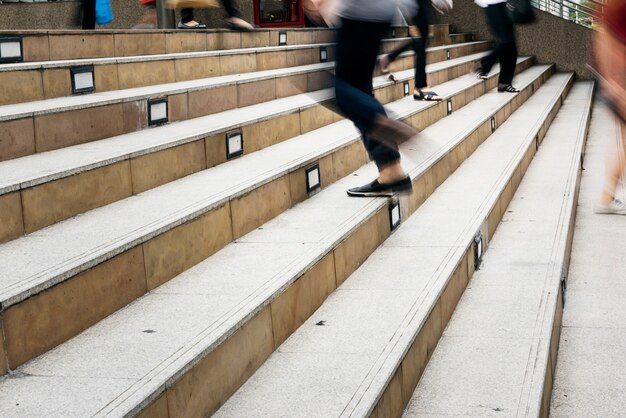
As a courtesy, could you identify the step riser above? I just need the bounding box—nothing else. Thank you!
[369,76,574,418]
[0,60,536,375]
[0,25,463,63]
[122,64,551,417]
[0,46,494,242]
[0,42,489,164]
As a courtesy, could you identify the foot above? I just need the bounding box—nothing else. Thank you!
[177,20,207,29]
[378,55,390,74]
[227,17,254,31]
[472,62,488,80]
[498,84,520,93]
[594,198,626,215]
[347,176,413,197]
[414,89,443,101]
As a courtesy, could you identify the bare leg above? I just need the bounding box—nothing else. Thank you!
[600,118,626,204]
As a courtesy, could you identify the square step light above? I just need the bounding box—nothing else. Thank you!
[319,47,327,63]
[446,50,451,60]
[226,129,244,159]
[473,230,483,269]
[0,37,23,63]
[306,163,321,194]
[278,31,287,46]
[70,65,95,94]
[490,116,496,132]
[389,199,401,231]
[148,98,168,126]
[403,81,410,97]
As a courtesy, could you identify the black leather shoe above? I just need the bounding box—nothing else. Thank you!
[347,176,413,197]
[177,21,207,29]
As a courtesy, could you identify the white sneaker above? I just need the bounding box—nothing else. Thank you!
[594,199,626,215]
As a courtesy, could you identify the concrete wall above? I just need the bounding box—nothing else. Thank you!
[0,0,254,30]
[432,0,593,78]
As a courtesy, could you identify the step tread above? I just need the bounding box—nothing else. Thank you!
[0,41,488,121]
[0,63,547,310]
[213,73,574,418]
[0,51,504,194]
[0,66,552,417]
[404,81,593,418]
[550,100,626,417]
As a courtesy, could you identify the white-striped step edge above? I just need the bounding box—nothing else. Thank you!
[0,41,488,121]
[213,73,574,418]
[404,81,593,417]
[0,67,555,418]
[0,51,506,195]
[0,64,550,311]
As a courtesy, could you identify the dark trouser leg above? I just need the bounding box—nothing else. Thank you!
[481,2,517,85]
[220,0,242,18]
[181,8,194,23]
[413,0,430,88]
[82,0,96,29]
[335,18,400,168]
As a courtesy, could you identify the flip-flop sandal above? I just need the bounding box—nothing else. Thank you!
[414,90,443,101]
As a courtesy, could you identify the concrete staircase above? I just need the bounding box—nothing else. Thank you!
[0,24,598,417]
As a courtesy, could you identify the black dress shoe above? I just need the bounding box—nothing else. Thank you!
[347,176,413,197]
[177,21,207,29]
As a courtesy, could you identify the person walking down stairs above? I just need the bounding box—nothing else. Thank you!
[473,0,520,92]
[378,0,451,101]
[178,2,254,30]
[317,0,420,197]
[592,0,626,214]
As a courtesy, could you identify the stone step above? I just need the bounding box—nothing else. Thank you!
[0,40,490,161]
[0,63,550,379]
[0,25,468,63]
[0,48,508,241]
[404,81,592,418]
[0,65,553,417]
[550,100,626,417]
[212,72,573,418]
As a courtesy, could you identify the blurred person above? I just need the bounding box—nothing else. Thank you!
[179,3,253,30]
[593,0,626,214]
[473,0,520,92]
[379,0,452,101]
[308,0,420,197]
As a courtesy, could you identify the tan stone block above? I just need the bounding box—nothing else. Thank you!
[219,32,241,49]
[143,203,233,290]
[334,208,389,284]
[165,32,207,53]
[286,48,315,67]
[35,103,125,152]
[22,35,50,62]
[439,262,466,325]
[431,156,451,189]
[258,112,301,148]
[331,141,369,184]
[307,70,333,91]
[114,33,166,57]
[48,34,114,60]
[174,56,220,82]
[188,85,237,118]
[0,324,6,375]
[237,78,276,108]
[166,307,274,417]
[408,171,434,215]
[300,105,335,134]
[131,140,206,194]
[0,70,43,105]
[276,74,307,98]
[42,68,72,99]
[94,64,119,92]
[308,253,336,312]
[137,393,169,418]
[318,154,334,189]
[22,160,133,233]
[205,133,228,167]
[0,192,24,245]
[118,60,176,89]
[256,51,287,71]
[241,31,270,48]
[3,246,146,369]
[289,168,308,204]
[123,100,148,133]
[0,117,36,162]
[230,176,291,239]
[219,53,256,75]
[168,93,188,122]
[402,330,429,404]
[270,274,310,347]
[371,367,404,418]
